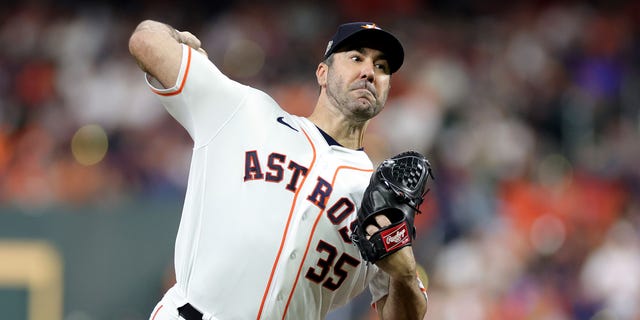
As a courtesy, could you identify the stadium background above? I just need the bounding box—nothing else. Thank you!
[1,0,639,319]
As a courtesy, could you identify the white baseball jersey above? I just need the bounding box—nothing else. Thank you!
[145,45,424,320]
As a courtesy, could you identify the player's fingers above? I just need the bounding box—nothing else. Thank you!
[375,214,392,228]
[365,224,379,238]
[178,31,202,49]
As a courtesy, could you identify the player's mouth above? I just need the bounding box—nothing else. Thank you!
[350,81,377,100]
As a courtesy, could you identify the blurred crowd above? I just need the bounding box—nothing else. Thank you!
[1,0,640,319]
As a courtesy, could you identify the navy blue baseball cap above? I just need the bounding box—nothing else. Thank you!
[323,22,405,74]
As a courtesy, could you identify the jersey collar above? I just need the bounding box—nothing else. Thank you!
[315,126,364,151]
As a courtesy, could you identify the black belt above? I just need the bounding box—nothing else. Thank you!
[178,303,203,320]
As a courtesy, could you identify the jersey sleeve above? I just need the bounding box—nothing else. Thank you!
[368,269,428,307]
[145,44,250,147]
[368,269,390,303]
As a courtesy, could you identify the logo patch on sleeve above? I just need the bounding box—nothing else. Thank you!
[381,223,410,252]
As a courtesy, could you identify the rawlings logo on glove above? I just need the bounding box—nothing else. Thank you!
[351,151,433,263]
[382,224,409,251]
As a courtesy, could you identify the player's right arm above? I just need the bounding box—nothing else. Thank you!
[128,19,254,146]
[128,20,206,88]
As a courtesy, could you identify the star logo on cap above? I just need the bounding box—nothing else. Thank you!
[361,23,380,30]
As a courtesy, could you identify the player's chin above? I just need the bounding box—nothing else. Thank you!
[351,101,379,120]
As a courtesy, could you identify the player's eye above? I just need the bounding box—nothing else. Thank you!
[375,62,390,74]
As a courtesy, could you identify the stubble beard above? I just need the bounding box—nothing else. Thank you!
[325,72,386,123]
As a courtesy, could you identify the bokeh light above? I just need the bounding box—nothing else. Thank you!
[70,124,108,166]
[223,39,265,78]
[530,213,566,256]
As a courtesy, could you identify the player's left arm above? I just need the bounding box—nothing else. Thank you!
[370,216,427,320]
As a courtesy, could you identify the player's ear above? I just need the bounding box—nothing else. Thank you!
[316,62,328,87]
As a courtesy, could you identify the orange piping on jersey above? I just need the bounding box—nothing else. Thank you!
[151,304,163,320]
[281,165,373,319]
[256,127,317,320]
[418,271,427,293]
[152,46,192,97]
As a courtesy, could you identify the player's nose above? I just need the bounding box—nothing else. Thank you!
[359,63,375,82]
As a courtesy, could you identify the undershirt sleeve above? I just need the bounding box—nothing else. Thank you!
[369,270,428,307]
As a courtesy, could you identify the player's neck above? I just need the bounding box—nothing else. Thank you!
[307,109,367,150]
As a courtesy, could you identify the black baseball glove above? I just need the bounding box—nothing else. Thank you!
[351,151,433,263]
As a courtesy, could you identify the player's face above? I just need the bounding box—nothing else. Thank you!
[323,47,392,122]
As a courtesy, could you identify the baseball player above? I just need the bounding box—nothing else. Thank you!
[129,20,428,320]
